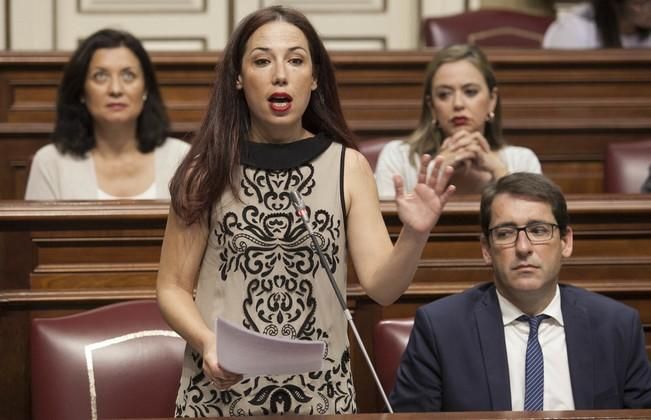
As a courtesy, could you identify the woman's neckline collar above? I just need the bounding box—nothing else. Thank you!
[240,132,332,170]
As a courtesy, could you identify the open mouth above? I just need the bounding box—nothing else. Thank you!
[268,93,292,113]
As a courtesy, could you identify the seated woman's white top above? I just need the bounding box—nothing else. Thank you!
[374,139,542,200]
[543,2,651,49]
[97,182,157,200]
[25,137,190,200]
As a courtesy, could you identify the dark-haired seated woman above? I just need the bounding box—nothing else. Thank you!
[543,0,651,48]
[25,28,189,200]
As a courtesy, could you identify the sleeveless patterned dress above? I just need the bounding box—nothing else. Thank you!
[175,134,357,416]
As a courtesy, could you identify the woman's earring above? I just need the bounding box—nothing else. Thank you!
[142,92,148,101]
[486,111,495,121]
[80,97,85,104]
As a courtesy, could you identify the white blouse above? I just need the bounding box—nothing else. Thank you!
[374,140,542,200]
[543,2,651,49]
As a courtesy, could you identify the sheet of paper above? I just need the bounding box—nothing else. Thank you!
[216,317,324,376]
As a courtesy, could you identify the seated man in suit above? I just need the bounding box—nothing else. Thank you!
[390,172,651,412]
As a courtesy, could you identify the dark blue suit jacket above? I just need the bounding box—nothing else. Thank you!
[389,283,651,412]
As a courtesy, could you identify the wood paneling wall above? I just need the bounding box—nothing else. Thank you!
[1,49,650,198]
[0,196,650,417]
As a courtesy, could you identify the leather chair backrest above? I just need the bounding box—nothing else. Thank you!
[423,9,554,48]
[31,299,185,420]
[604,140,651,193]
[358,138,391,171]
[373,318,414,396]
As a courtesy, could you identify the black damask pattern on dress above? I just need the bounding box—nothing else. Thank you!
[242,275,317,338]
[176,143,354,416]
[212,164,337,283]
[244,375,315,415]
[175,349,354,417]
[214,207,313,281]
[240,166,316,211]
[175,350,243,417]
[203,161,351,415]
[314,346,356,414]
[224,348,354,416]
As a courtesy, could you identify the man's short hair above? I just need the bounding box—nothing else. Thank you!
[480,173,569,238]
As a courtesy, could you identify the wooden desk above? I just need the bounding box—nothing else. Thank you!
[1,49,651,197]
[0,196,650,419]
[0,195,648,292]
[120,409,651,419]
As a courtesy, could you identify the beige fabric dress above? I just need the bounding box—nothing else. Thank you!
[175,134,356,416]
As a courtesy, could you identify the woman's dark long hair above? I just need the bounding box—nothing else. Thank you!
[593,0,625,47]
[170,5,356,226]
[593,0,651,47]
[53,28,169,156]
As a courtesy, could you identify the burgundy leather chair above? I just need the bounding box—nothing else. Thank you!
[373,318,414,396]
[31,300,185,420]
[358,138,391,171]
[423,9,554,48]
[604,139,651,193]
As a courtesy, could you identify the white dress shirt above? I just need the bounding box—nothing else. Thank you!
[497,286,575,410]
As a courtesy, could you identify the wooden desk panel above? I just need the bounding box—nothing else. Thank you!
[1,50,651,197]
[0,197,650,418]
[217,411,651,419]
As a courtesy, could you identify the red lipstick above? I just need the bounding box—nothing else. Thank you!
[268,92,292,113]
[451,116,468,126]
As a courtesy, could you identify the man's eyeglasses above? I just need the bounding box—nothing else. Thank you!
[488,222,558,245]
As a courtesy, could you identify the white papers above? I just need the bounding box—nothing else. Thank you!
[216,317,325,376]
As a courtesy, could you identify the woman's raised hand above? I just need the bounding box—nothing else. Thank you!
[392,154,456,234]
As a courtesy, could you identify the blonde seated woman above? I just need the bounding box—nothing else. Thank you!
[25,29,189,200]
[374,44,541,200]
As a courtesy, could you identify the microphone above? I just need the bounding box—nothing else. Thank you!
[289,190,394,413]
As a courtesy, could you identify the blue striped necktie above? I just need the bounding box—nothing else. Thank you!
[518,314,549,411]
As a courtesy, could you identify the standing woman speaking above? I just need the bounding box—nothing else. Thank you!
[157,5,455,417]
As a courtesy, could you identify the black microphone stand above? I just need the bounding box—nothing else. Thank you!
[289,191,394,413]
